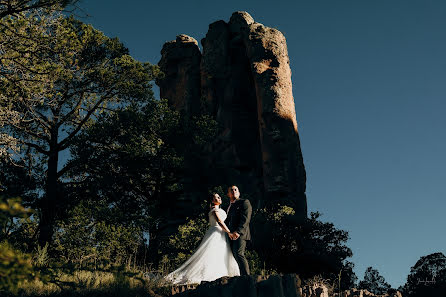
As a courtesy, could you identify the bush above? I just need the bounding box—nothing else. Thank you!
[0,197,35,294]
[252,206,357,289]
[0,240,34,294]
[53,200,145,270]
[0,197,32,241]
[159,214,208,273]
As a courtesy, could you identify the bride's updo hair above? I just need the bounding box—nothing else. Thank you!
[209,193,218,208]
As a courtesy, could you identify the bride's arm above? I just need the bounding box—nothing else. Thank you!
[213,211,231,234]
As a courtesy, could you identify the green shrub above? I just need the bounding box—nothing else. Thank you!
[159,214,208,273]
[0,240,34,294]
[53,200,144,269]
[0,197,35,294]
[0,197,32,241]
[252,205,357,289]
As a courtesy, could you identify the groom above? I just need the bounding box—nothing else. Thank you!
[226,185,252,275]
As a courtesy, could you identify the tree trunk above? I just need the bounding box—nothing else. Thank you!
[38,137,59,246]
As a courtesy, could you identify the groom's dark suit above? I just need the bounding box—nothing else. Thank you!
[226,198,252,275]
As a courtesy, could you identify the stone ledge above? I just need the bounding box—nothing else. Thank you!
[168,274,403,297]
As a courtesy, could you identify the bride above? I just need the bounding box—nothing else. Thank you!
[165,193,240,284]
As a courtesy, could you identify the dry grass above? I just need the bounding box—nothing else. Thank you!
[17,269,171,297]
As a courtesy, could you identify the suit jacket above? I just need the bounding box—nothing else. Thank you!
[226,198,252,240]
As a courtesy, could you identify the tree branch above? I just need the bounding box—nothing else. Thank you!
[57,90,85,128]
[29,107,51,131]
[19,140,49,155]
[10,120,50,142]
[0,0,79,18]
[57,160,75,179]
[58,89,117,151]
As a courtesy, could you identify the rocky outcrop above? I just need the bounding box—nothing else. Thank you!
[168,275,403,297]
[158,34,202,116]
[302,283,329,297]
[333,288,403,297]
[157,11,307,218]
[172,274,302,297]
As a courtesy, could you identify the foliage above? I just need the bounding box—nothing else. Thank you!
[0,0,78,162]
[33,243,49,268]
[252,207,357,289]
[66,99,181,269]
[52,200,145,269]
[338,261,357,292]
[0,196,30,226]
[401,252,446,297]
[0,158,39,206]
[0,240,34,294]
[65,98,219,267]
[358,266,391,295]
[0,197,164,296]
[159,213,208,273]
[1,4,217,263]
[0,7,157,245]
[0,196,33,242]
[0,5,66,162]
[246,249,269,276]
[66,99,180,221]
[0,0,77,18]
[0,197,34,294]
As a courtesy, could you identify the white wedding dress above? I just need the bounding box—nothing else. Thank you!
[165,208,240,284]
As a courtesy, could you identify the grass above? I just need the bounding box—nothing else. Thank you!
[14,269,172,297]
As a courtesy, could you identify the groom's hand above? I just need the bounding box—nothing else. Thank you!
[232,232,240,240]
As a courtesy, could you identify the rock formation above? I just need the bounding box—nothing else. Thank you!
[168,275,403,297]
[302,283,329,297]
[157,11,307,218]
[172,274,302,297]
[333,288,403,297]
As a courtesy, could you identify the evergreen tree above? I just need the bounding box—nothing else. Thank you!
[1,10,156,246]
[0,1,78,161]
[65,101,218,267]
[358,266,391,295]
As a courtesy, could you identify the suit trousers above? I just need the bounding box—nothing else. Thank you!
[230,237,250,275]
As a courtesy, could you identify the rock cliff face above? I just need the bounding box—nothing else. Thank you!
[157,11,306,217]
[158,34,202,116]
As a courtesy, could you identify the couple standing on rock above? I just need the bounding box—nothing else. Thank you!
[166,185,252,285]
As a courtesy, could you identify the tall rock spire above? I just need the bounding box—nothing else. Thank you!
[157,11,307,218]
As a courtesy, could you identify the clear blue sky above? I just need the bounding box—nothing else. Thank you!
[78,0,446,288]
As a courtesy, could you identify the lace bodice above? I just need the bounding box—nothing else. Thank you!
[208,208,227,227]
